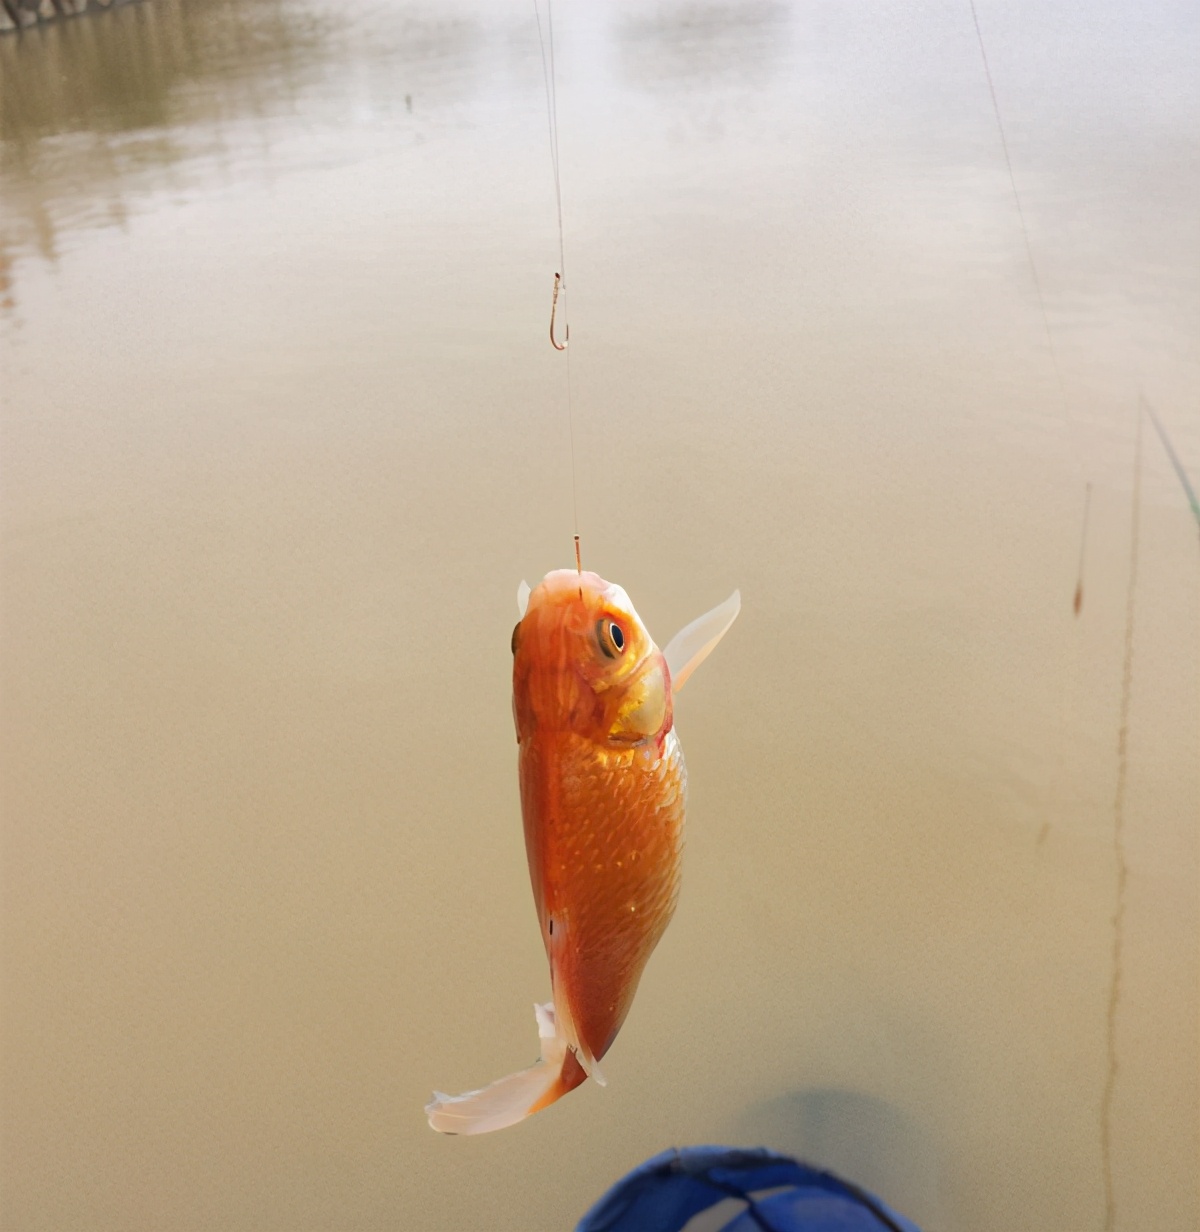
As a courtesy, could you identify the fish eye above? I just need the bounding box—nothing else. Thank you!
[596,618,626,659]
[511,622,521,656]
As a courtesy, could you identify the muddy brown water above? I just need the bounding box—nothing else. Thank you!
[1,2,1196,1229]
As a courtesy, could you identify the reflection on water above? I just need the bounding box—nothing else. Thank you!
[0,0,486,311]
[0,0,329,293]
[1,2,1197,1231]
[615,2,790,89]
[0,0,317,142]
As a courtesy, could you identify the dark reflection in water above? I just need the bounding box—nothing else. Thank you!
[0,0,321,144]
[615,1,790,90]
[0,0,485,312]
[0,0,327,299]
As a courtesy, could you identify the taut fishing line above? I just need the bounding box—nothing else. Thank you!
[969,3,1090,906]
[533,0,581,571]
[967,0,1094,610]
[965,26,1148,1217]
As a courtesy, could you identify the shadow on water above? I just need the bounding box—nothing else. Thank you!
[736,1088,940,1228]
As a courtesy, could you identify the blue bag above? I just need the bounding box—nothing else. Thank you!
[576,1145,922,1232]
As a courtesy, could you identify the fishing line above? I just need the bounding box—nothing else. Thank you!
[967,0,1095,605]
[969,6,1107,951]
[967,3,1070,421]
[533,0,581,570]
[1100,404,1142,1232]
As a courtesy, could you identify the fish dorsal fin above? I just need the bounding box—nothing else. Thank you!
[663,589,740,693]
[517,580,531,617]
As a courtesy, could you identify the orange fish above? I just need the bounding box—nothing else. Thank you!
[426,569,739,1134]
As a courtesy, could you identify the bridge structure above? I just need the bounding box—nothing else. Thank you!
[1,0,143,34]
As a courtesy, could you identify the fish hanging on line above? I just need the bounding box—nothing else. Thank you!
[426,569,739,1134]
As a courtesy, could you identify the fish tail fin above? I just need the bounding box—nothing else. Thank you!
[425,1003,588,1135]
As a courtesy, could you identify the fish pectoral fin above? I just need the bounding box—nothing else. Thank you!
[517,580,531,617]
[425,1002,587,1135]
[663,588,741,693]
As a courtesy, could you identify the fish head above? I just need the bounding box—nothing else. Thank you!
[512,569,672,747]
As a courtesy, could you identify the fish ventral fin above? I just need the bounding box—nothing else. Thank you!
[663,589,741,692]
[425,1003,587,1135]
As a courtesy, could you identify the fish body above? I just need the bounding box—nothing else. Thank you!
[518,570,686,1075]
[427,569,738,1134]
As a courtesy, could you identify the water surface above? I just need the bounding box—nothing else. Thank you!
[2,2,1197,1229]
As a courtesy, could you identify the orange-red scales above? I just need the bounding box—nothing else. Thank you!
[427,569,738,1134]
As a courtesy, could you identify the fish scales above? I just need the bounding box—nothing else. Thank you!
[529,728,687,1061]
[426,570,737,1134]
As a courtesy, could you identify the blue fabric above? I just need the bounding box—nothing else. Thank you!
[575,1146,922,1232]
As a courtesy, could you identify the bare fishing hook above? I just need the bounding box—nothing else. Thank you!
[549,271,568,350]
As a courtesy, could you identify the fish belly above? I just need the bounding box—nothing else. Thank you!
[521,728,687,1064]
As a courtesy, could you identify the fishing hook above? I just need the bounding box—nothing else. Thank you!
[549,271,569,351]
